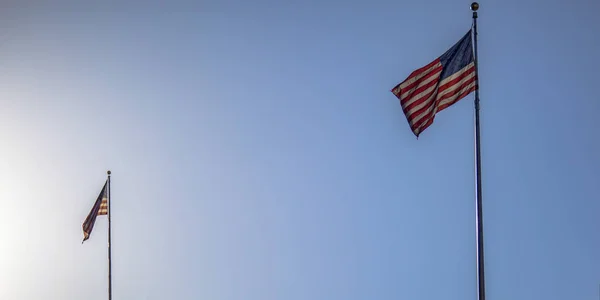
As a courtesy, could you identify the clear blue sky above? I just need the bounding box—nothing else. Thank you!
[1,1,599,299]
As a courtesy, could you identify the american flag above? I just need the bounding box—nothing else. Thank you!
[391,30,477,137]
[82,180,108,243]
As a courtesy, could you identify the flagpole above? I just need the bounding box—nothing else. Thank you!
[471,3,486,300]
[107,170,112,300]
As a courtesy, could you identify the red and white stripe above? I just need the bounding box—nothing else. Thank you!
[98,195,108,215]
[392,61,477,136]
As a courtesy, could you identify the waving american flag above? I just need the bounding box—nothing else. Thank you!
[391,30,477,137]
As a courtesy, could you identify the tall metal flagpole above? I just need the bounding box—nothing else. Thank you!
[107,170,112,300]
[471,3,486,300]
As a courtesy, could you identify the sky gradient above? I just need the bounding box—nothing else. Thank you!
[1,1,599,299]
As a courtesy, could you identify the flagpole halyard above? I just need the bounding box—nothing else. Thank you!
[107,170,112,300]
[471,3,486,300]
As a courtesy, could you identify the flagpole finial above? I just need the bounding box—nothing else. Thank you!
[471,2,479,11]
[107,170,111,175]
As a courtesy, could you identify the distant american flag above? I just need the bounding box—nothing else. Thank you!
[82,181,108,243]
[391,30,477,137]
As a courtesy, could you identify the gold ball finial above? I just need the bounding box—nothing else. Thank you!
[107,170,111,175]
[471,2,479,11]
